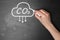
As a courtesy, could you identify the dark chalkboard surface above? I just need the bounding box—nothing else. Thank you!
[0,0,60,40]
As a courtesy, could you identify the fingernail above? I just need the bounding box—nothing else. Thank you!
[37,14,41,16]
[36,13,41,16]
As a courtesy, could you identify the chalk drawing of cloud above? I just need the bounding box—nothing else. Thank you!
[11,2,34,17]
[11,2,35,23]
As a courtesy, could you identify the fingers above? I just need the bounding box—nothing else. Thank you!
[35,13,40,21]
[34,9,50,18]
[34,9,50,21]
[39,9,49,16]
[34,10,44,21]
[35,10,44,17]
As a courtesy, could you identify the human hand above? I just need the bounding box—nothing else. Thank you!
[35,9,60,40]
[34,9,51,27]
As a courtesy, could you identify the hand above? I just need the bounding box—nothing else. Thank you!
[34,9,51,27]
[34,9,60,40]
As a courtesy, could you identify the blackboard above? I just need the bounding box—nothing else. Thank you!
[0,0,60,40]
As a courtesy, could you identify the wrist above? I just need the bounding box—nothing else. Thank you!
[42,21,52,28]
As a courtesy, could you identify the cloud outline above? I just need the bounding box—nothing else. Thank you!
[11,2,35,17]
